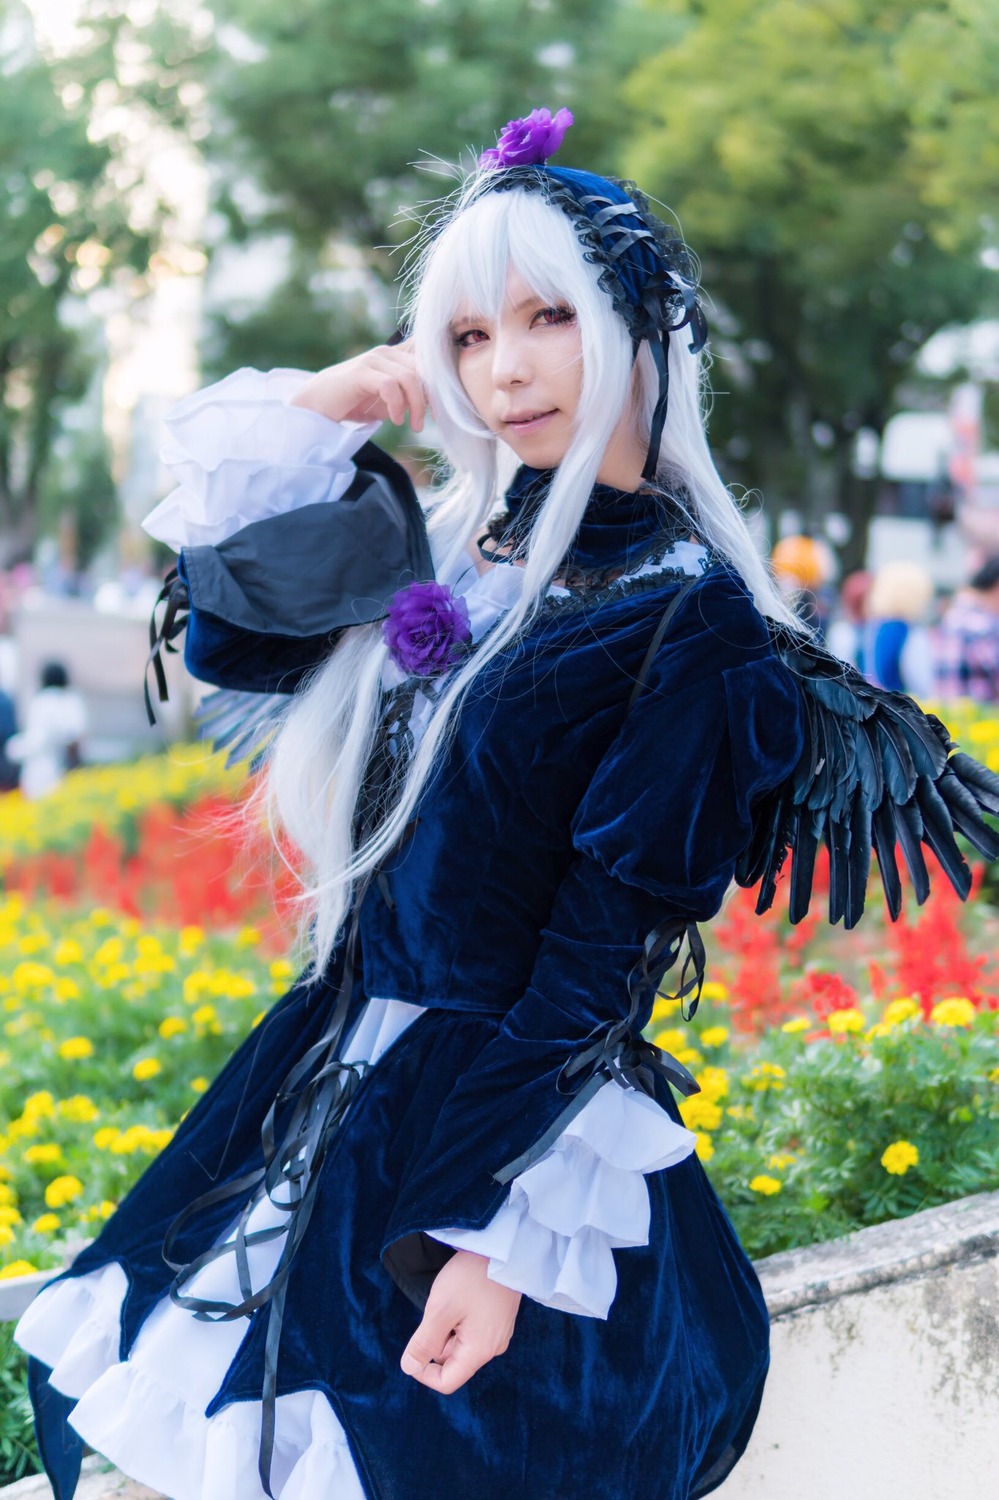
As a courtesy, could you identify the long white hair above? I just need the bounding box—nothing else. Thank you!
[264,181,799,974]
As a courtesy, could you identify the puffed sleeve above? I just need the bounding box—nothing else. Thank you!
[143,368,378,551]
[380,567,805,1310]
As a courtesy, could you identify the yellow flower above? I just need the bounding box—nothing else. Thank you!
[693,1132,714,1162]
[695,1067,730,1103]
[23,1143,63,1166]
[0,1184,16,1205]
[675,1047,702,1069]
[58,1036,94,1061]
[748,1061,787,1092]
[827,1007,865,1035]
[0,1259,39,1278]
[190,1077,209,1094]
[768,1152,797,1171]
[82,1200,116,1222]
[866,1023,892,1040]
[781,1016,810,1034]
[237,926,261,947]
[679,1096,724,1132]
[700,981,729,1003]
[158,1016,188,1039]
[12,961,55,994]
[136,935,163,957]
[0,1206,23,1227]
[178,925,205,954]
[134,954,177,977]
[22,1091,55,1120]
[883,997,921,1028]
[132,1058,162,1081]
[269,959,294,981]
[17,932,49,955]
[93,937,124,966]
[726,1103,753,1121]
[54,977,80,1002]
[881,1140,919,1176]
[183,973,212,1005]
[32,1213,61,1233]
[653,1027,687,1054]
[44,1175,84,1208]
[650,995,682,1022]
[53,939,84,966]
[929,997,976,1029]
[0,1224,15,1247]
[699,1026,729,1049]
[93,1127,122,1150]
[58,1095,100,1124]
[251,1010,265,1028]
[749,1174,783,1196]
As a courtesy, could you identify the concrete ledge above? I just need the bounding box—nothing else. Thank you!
[0,1457,159,1498]
[755,1188,999,1316]
[719,1190,999,1498]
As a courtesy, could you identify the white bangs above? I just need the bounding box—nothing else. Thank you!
[408,188,629,445]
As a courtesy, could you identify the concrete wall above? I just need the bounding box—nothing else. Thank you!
[13,597,194,759]
[718,1191,999,1500]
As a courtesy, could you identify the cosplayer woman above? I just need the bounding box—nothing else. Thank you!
[16,110,999,1500]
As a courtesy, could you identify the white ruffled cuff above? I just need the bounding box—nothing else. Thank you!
[430,1082,696,1319]
[143,367,380,551]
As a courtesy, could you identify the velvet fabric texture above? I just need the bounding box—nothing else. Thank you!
[30,464,806,1500]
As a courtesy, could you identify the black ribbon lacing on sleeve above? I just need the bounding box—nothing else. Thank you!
[144,568,190,726]
[160,681,417,1499]
[492,916,706,1186]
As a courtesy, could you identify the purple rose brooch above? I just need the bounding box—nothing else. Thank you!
[382,580,472,678]
[478,106,574,169]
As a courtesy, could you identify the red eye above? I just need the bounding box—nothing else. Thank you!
[455,328,487,348]
[537,306,575,327]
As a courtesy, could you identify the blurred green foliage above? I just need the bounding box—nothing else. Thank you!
[624,0,999,555]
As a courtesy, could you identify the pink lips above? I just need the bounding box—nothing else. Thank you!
[505,409,557,432]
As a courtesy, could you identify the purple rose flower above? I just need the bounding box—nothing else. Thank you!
[382,580,473,678]
[478,107,574,170]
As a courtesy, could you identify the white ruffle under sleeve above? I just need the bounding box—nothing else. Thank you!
[143,367,380,551]
[429,1082,696,1319]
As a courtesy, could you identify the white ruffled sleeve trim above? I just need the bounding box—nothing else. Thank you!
[429,1082,696,1319]
[143,367,380,552]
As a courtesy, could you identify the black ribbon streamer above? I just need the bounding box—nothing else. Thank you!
[144,568,190,725]
[492,915,706,1186]
[160,682,416,1499]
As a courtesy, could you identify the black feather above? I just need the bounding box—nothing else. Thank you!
[737,624,999,925]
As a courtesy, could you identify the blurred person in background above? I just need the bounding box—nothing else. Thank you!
[7,660,87,798]
[861,560,935,699]
[932,556,999,703]
[0,684,18,791]
[770,531,834,636]
[826,568,872,670]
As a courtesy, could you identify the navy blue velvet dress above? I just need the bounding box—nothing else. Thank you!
[26,472,805,1500]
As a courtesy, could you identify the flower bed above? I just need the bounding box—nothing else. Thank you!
[0,895,297,1279]
[1,747,297,943]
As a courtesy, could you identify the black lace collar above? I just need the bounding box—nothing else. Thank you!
[478,465,701,592]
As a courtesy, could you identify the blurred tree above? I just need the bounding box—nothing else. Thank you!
[198,0,664,379]
[0,0,196,568]
[624,0,999,566]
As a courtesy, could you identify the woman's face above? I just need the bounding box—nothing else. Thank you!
[450,268,583,469]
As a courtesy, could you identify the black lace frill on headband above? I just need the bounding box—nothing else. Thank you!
[472,164,708,356]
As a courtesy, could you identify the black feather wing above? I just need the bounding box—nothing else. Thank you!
[194,688,291,772]
[734,628,999,927]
